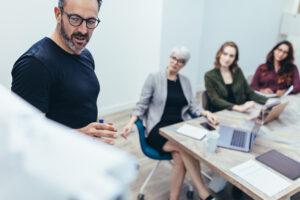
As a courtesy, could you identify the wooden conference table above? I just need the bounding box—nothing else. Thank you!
[160,94,300,200]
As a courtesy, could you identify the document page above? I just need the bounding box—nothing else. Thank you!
[255,90,277,98]
[177,124,207,140]
[230,160,291,197]
[282,85,294,97]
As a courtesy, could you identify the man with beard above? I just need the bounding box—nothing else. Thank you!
[11,0,117,144]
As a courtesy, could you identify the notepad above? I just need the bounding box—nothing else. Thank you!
[256,149,300,180]
[231,160,291,197]
[176,124,207,140]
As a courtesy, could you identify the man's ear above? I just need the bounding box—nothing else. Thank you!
[54,7,62,23]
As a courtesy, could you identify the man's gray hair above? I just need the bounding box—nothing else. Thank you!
[58,0,102,10]
[170,46,191,63]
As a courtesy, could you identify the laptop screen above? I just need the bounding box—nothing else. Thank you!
[249,123,261,148]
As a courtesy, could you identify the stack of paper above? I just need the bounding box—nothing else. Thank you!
[177,124,207,140]
[230,160,291,197]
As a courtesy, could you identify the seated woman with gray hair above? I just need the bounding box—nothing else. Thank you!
[121,46,217,200]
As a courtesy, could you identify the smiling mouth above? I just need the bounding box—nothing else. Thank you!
[73,35,87,46]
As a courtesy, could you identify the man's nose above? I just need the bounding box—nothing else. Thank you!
[77,21,88,34]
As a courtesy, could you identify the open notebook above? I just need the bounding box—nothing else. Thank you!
[247,86,292,123]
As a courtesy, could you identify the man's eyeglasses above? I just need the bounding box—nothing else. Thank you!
[170,56,186,65]
[60,8,100,29]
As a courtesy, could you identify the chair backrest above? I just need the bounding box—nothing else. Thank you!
[202,90,210,110]
[135,119,172,160]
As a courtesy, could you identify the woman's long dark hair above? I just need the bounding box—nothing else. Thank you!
[214,41,239,72]
[266,40,295,75]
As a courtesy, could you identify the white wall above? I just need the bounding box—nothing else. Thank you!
[283,0,300,13]
[0,0,56,89]
[285,0,300,68]
[197,0,288,89]
[159,0,205,90]
[0,0,294,116]
[0,0,163,116]
[90,0,163,115]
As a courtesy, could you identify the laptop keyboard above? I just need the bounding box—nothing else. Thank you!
[231,130,247,148]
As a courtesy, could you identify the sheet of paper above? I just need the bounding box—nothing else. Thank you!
[176,124,207,140]
[255,85,293,99]
[230,160,291,197]
[255,90,277,98]
[282,85,294,97]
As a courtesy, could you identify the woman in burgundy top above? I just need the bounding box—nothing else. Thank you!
[251,40,300,96]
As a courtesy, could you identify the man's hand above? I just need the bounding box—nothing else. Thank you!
[77,122,118,145]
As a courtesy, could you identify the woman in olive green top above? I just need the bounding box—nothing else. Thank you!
[204,41,267,112]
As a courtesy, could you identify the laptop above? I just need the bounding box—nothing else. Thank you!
[248,86,292,123]
[217,123,260,152]
[247,99,288,124]
[257,102,288,124]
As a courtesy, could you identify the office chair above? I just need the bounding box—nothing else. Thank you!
[135,119,194,200]
[202,90,210,110]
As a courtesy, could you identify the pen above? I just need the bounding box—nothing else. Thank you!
[98,118,104,123]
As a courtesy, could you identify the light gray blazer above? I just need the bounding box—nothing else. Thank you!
[132,70,203,136]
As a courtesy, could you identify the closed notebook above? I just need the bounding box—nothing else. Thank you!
[256,149,300,180]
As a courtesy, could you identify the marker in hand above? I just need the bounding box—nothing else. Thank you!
[99,118,118,139]
[99,118,104,124]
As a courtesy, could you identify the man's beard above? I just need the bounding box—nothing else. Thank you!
[60,19,90,54]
